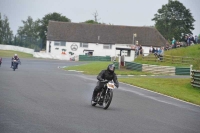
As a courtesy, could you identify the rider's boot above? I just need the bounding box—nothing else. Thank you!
[92,91,97,102]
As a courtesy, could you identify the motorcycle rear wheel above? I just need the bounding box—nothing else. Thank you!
[103,90,113,109]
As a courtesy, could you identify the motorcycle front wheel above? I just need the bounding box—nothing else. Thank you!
[103,90,113,110]
[91,96,97,106]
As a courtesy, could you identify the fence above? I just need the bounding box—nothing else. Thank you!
[191,70,200,88]
[125,62,143,71]
[79,55,111,61]
[113,62,119,69]
[142,54,196,65]
[120,61,191,75]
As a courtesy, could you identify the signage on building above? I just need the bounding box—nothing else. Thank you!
[71,43,78,51]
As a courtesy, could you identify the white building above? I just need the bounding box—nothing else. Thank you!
[46,21,166,61]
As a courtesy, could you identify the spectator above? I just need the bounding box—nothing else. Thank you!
[172,37,176,48]
[172,38,176,48]
[155,48,158,54]
[154,48,159,57]
[135,45,139,57]
[139,45,143,55]
[157,47,164,60]
[190,34,195,44]
[152,47,156,53]
[165,43,170,50]
[149,46,153,53]
[195,35,198,44]
[187,35,191,46]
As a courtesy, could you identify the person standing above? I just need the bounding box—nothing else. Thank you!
[195,35,198,44]
[172,38,176,48]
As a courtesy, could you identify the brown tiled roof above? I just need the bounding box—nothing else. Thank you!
[47,21,167,47]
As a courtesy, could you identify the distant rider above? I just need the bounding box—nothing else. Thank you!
[11,54,20,68]
[92,64,119,102]
[0,57,2,67]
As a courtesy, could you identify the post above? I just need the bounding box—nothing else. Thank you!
[133,33,137,45]
[118,56,121,70]
[190,65,193,77]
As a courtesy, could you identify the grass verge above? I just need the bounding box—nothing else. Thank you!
[119,77,200,105]
[65,61,200,105]
[0,50,33,58]
[134,44,200,69]
[65,61,153,75]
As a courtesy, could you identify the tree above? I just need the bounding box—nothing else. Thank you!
[83,20,99,24]
[17,16,40,39]
[39,12,71,49]
[17,16,40,48]
[93,11,100,23]
[83,11,101,24]
[152,0,195,41]
[0,13,13,44]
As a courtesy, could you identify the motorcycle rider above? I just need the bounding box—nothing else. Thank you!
[11,54,20,68]
[92,64,119,102]
[0,57,2,67]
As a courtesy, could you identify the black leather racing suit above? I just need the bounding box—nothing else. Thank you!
[11,56,20,68]
[92,69,119,99]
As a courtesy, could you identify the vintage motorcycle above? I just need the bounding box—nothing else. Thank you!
[12,59,20,71]
[0,57,2,67]
[91,80,116,110]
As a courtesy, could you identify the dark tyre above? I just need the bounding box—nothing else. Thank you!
[91,97,97,106]
[13,66,16,71]
[103,90,113,110]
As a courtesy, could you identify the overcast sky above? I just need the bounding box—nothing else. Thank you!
[0,0,199,36]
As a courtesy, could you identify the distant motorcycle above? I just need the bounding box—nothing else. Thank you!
[12,59,21,71]
[0,58,2,67]
[91,80,116,110]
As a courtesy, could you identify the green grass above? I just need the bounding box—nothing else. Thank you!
[164,44,200,58]
[65,61,153,75]
[119,77,200,105]
[135,44,200,69]
[65,61,200,105]
[0,50,34,58]
[1,48,199,105]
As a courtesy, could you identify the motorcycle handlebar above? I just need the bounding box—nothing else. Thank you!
[100,80,110,83]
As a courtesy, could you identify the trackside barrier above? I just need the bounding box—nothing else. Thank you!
[175,67,190,75]
[125,62,142,71]
[124,62,190,75]
[191,70,200,88]
[113,62,119,69]
[79,55,111,61]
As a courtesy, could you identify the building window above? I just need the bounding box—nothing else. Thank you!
[54,41,66,46]
[54,42,60,46]
[103,44,112,49]
[80,43,88,48]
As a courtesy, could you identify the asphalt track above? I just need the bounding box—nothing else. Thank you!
[0,58,200,133]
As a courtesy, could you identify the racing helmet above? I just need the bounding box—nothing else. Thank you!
[14,54,18,58]
[107,64,115,73]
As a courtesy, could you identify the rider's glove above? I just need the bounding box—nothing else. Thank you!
[99,78,103,81]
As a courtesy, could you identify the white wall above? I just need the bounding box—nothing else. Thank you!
[46,41,136,61]
[47,41,116,56]
[0,44,34,54]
